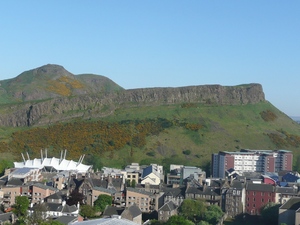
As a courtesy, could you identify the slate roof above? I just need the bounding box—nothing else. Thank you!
[93,186,116,195]
[280,197,300,210]
[103,206,125,217]
[246,183,275,192]
[162,187,185,198]
[0,212,16,222]
[158,201,177,212]
[126,187,152,196]
[84,177,123,190]
[125,204,142,218]
[6,178,24,186]
[231,180,244,189]
[47,191,66,200]
[45,202,78,213]
[276,186,298,194]
[186,186,220,196]
[54,215,78,225]
[33,182,58,191]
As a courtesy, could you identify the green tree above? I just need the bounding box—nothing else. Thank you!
[84,155,103,171]
[261,202,280,225]
[93,194,112,212]
[166,215,194,225]
[196,221,210,225]
[131,179,136,188]
[0,159,13,176]
[80,204,95,218]
[149,220,165,225]
[13,196,30,217]
[202,204,223,224]
[178,199,206,222]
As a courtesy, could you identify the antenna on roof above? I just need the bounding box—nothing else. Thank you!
[60,150,63,161]
[26,152,30,160]
[64,149,67,159]
[45,149,48,158]
[21,153,26,163]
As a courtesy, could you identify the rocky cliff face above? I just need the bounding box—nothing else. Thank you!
[0,83,265,127]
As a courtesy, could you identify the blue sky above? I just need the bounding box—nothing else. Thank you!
[1,1,299,116]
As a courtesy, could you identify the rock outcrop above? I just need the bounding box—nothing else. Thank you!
[0,83,265,127]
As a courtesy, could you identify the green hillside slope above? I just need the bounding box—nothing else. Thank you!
[2,101,300,174]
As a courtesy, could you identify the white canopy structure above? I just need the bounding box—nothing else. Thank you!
[14,149,92,173]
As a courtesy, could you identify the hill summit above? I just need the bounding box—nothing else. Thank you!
[0,64,123,103]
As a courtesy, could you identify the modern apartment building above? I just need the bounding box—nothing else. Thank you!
[211,149,293,178]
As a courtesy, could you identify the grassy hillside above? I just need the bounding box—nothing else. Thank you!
[2,100,300,173]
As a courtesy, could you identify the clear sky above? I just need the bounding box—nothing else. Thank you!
[1,1,299,116]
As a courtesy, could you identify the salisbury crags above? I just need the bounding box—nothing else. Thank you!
[0,65,265,127]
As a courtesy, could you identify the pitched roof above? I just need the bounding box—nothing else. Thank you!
[6,178,24,186]
[54,215,78,225]
[103,206,125,217]
[158,201,177,212]
[280,197,300,210]
[93,186,116,195]
[126,187,153,196]
[162,187,185,198]
[47,191,65,200]
[246,183,275,192]
[0,212,16,222]
[126,204,142,218]
[33,182,58,191]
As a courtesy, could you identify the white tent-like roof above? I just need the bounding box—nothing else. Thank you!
[14,150,92,173]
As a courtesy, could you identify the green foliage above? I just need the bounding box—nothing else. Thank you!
[178,199,206,222]
[196,221,210,225]
[182,149,191,155]
[260,202,280,225]
[146,151,155,157]
[80,204,95,218]
[149,220,164,225]
[0,159,13,176]
[94,194,112,212]
[166,215,195,225]
[13,196,30,217]
[84,155,103,171]
[203,205,224,225]
[131,179,136,188]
